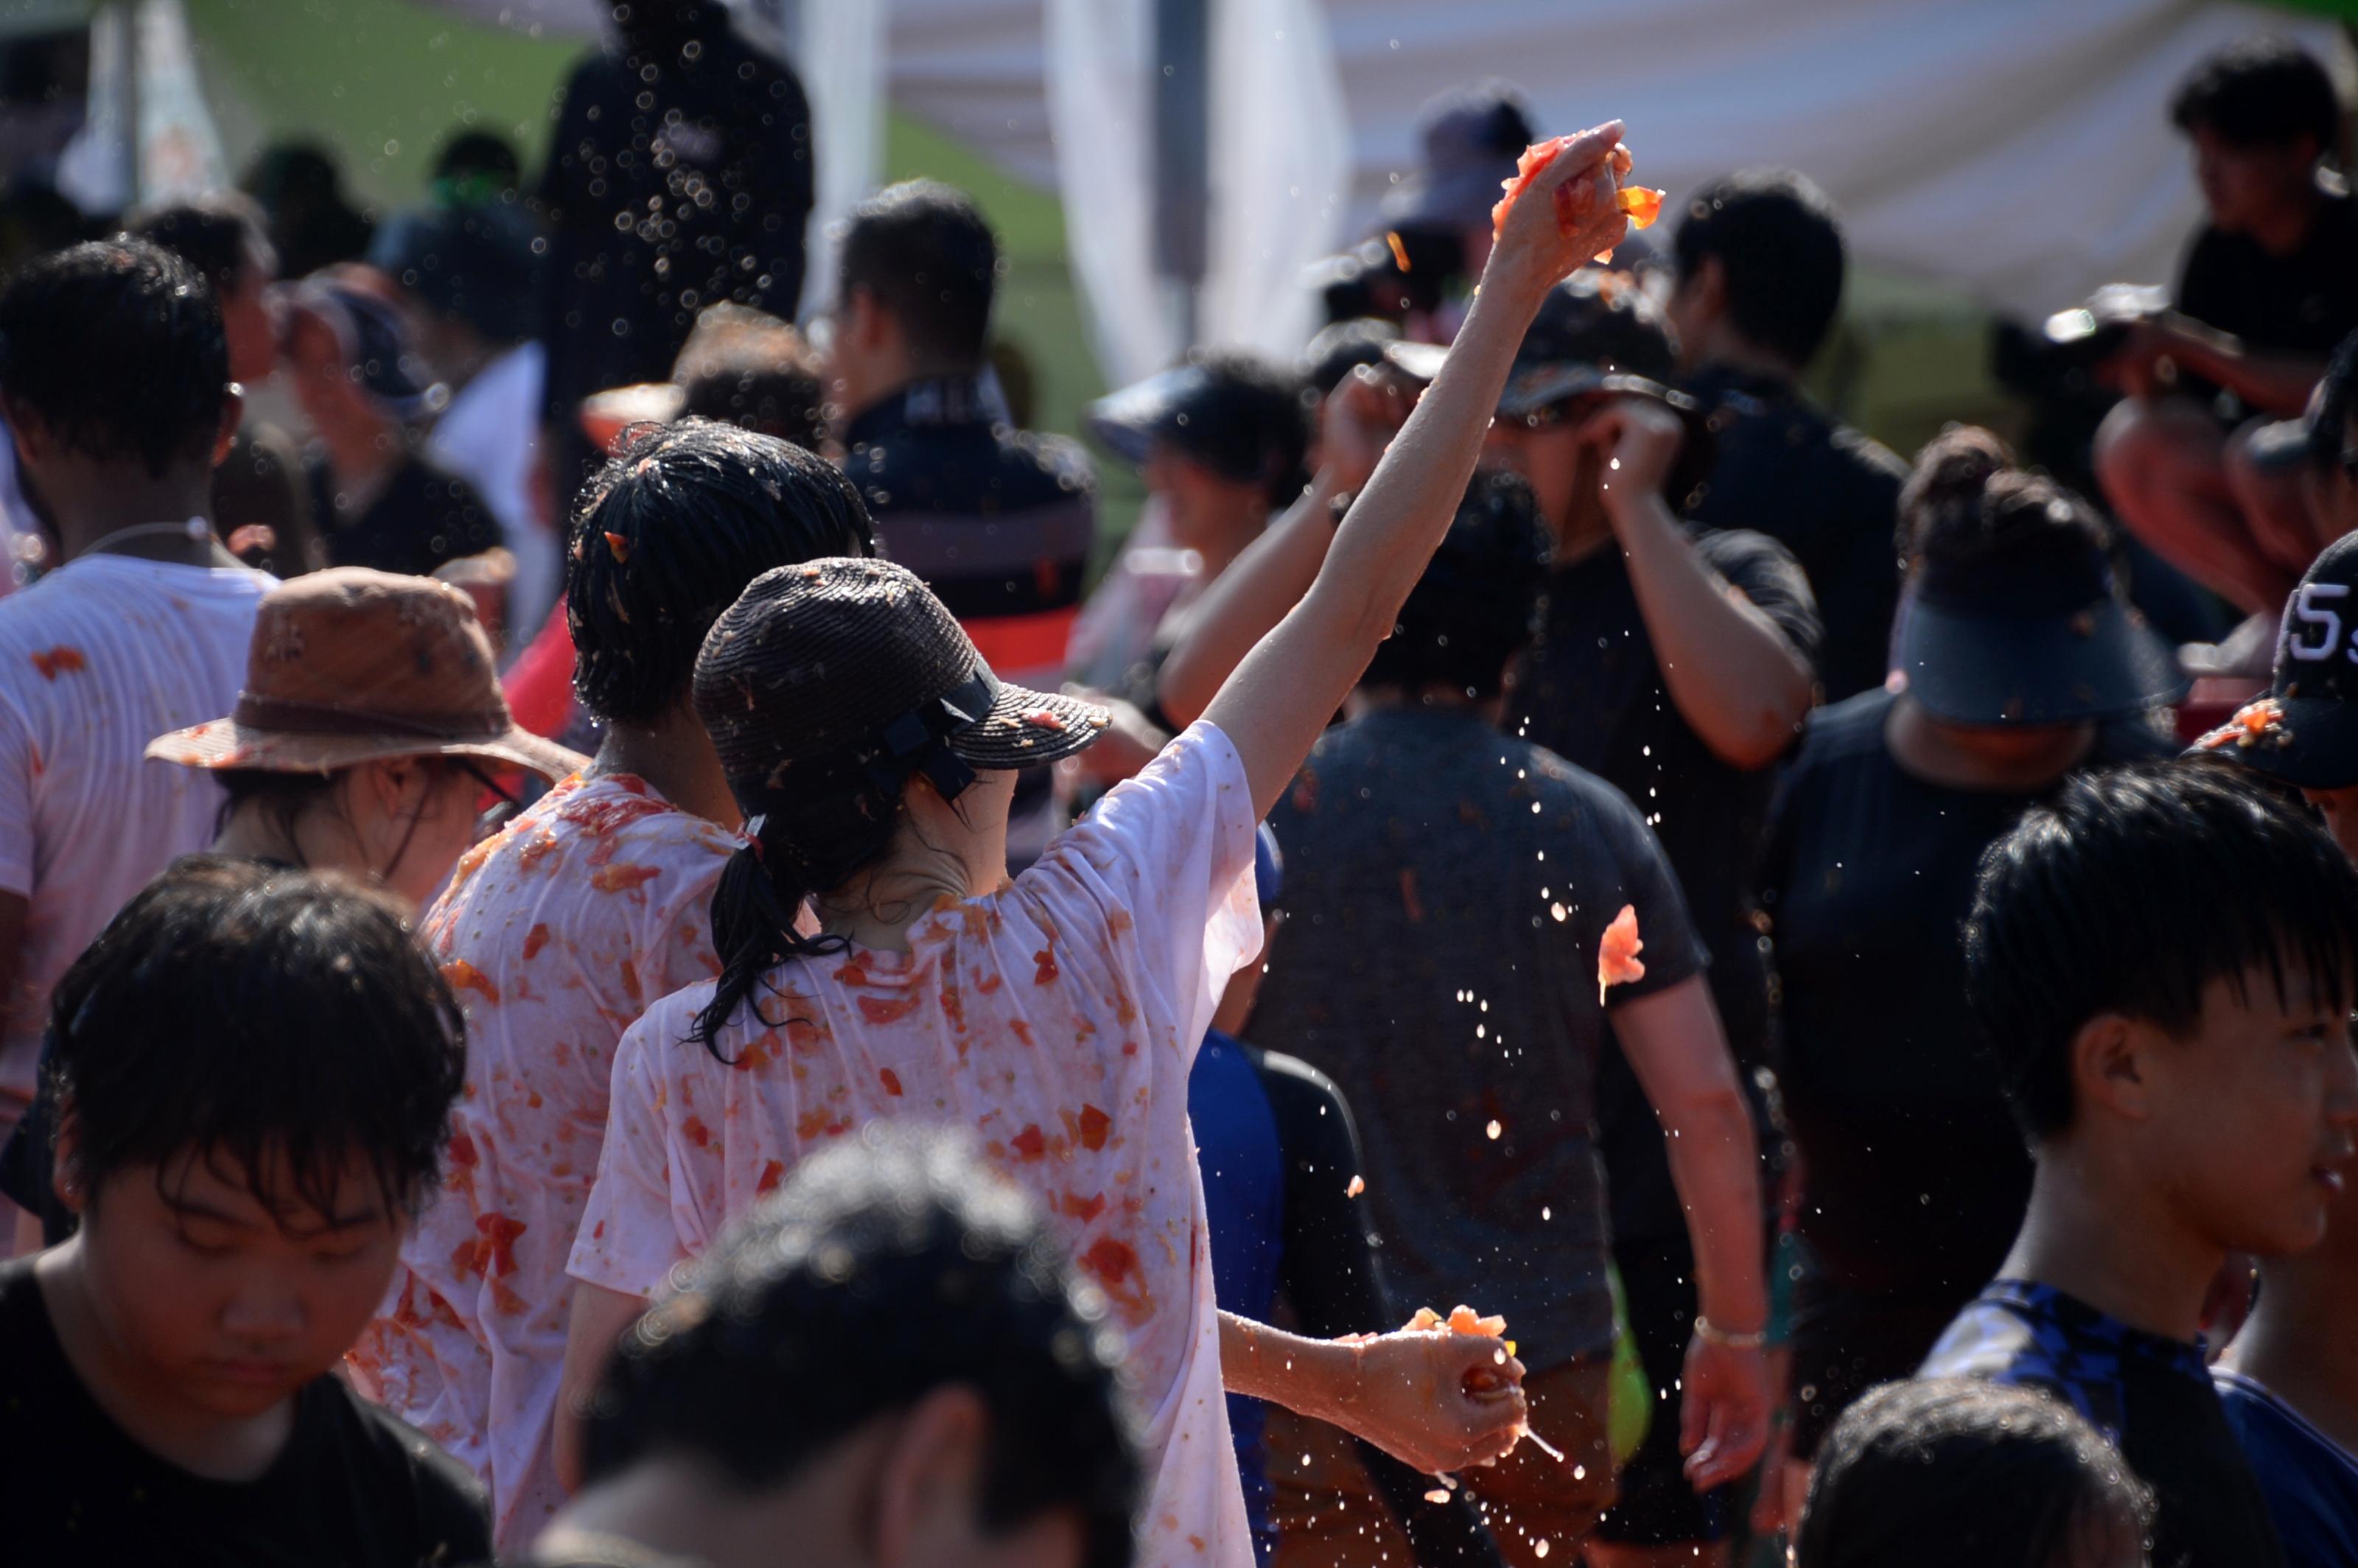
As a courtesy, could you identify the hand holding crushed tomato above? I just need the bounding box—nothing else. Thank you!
[1483,120,1631,299]
[1335,1303,1530,1474]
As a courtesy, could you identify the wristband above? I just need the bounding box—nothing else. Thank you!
[1693,1315,1767,1351]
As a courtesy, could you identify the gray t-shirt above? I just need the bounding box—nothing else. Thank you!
[1254,705,1706,1363]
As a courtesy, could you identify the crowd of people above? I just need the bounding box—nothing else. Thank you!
[0,7,2354,1567]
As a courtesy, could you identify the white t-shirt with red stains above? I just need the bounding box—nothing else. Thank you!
[349,771,737,1551]
[570,722,1262,1568]
[0,553,272,1124]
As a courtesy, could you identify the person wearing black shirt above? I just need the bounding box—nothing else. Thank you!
[531,1130,1138,1568]
[537,0,813,512]
[1755,428,2185,1520]
[1668,169,1906,703]
[2096,38,2358,630]
[1391,273,1813,1567]
[1916,757,2358,1568]
[828,182,1096,869]
[0,859,489,1566]
[283,276,500,578]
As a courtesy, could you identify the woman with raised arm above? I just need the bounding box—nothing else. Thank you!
[554,123,1634,1568]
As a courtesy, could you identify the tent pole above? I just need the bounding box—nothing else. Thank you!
[1152,0,1206,351]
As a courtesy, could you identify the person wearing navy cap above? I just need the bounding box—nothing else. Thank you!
[2194,526,2358,1567]
[1754,427,2186,1526]
[281,270,501,580]
[2197,528,2358,860]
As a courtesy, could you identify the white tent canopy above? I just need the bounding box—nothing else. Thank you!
[423,0,2341,371]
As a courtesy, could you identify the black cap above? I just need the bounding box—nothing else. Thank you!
[1085,353,1311,501]
[1892,500,2186,726]
[1379,82,1536,232]
[1384,273,1713,503]
[2194,531,2358,785]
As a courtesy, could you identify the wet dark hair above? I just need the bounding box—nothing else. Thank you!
[1966,758,2358,1141]
[1795,1379,2153,1568]
[1673,169,1846,368]
[0,238,228,479]
[584,1129,1140,1568]
[567,419,875,725]
[1898,425,2112,574]
[127,190,278,296]
[1361,467,1550,699]
[2171,36,2341,155]
[431,130,522,195]
[41,857,465,1222]
[1180,348,1315,508]
[838,180,999,371]
[674,304,827,451]
[2310,330,2358,473]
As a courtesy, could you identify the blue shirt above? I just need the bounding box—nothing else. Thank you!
[1921,1279,2284,1568]
[1189,1030,1284,1567]
[2216,1369,2358,1567]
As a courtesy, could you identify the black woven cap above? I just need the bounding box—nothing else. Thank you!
[2195,531,2358,786]
[694,559,1108,808]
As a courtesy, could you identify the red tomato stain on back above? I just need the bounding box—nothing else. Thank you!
[755,1159,786,1195]
[1034,941,1060,985]
[521,923,551,961]
[590,863,661,894]
[858,993,922,1025]
[1011,1124,1048,1161]
[682,1116,712,1149]
[879,1068,903,1097]
[1078,1104,1113,1152]
[29,646,84,681]
[442,959,501,1006]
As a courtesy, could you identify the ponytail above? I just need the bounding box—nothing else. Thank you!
[690,783,903,1060]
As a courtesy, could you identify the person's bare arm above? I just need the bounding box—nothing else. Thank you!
[2147,313,2325,419]
[1589,401,1814,769]
[1610,973,1771,1491]
[1219,1309,1528,1474]
[1156,476,1343,732]
[553,1281,650,1494]
[1206,122,1631,818]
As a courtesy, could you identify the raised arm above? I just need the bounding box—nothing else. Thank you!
[1203,122,1631,819]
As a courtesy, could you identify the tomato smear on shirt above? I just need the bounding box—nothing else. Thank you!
[443,959,501,1006]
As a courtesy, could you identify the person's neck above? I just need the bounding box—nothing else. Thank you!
[33,1238,295,1482]
[1884,696,2096,792]
[212,800,315,870]
[1547,503,1615,567]
[2224,1262,2358,1455]
[546,1452,858,1568]
[847,359,982,427]
[593,707,738,825]
[1690,333,1802,385]
[2001,1144,2225,1343]
[1346,684,1502,724]
[318,418,406,497]
[2250,182,2328,258]
[49,472,221,565]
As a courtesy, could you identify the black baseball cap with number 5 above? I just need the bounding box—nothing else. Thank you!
[2195,531,2358,787]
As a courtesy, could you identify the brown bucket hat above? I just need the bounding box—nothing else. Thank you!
[695,557,1108,813]
[149,567,586,781]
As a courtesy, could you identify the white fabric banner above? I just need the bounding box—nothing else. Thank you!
[410,0,2348,358]
[1040,0,1171,385]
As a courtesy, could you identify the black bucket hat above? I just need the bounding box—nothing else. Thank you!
[1892,503,2186,726]
[694,559,1109,821]
[1384,272,1715,505]
[1379,81,1537,232]
[1085,352,1312,500]
[282,278,446,421]
[2193,531,2358,785]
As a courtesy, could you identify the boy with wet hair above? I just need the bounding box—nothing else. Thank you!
[0,857,488,1564]
[534,1129,1138,1568]
[1921,759,2358,1568]
[351,418,877,1552]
